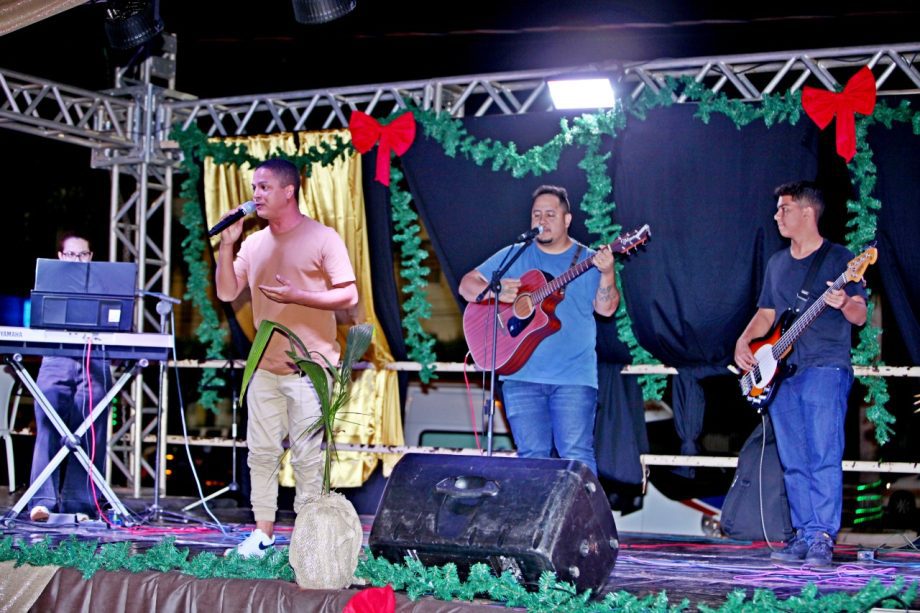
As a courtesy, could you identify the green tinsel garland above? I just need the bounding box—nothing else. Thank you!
[357,551,919,613]
[387,166,438,382]
[0,536,294,582]
[841,97,920,444]
[3,537,916,612]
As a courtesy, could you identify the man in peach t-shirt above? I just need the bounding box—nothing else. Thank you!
[215,159,357,558]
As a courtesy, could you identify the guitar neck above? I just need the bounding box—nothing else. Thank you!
[531,256,595,304]
[772,272,847,358]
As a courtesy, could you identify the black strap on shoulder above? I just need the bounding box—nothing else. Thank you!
[558,242,585,297]
[794,240,832,314]
[569,242,585,268]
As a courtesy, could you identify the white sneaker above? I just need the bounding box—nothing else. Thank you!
[29,506,50,522]
[225,529,275,559]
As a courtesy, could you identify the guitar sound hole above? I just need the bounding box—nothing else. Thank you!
[512,295,534,318]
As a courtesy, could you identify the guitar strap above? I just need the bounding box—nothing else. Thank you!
[794,239,832,314]
[558,242,585,297]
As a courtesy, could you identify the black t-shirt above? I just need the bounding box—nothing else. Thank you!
[757,240,868,369]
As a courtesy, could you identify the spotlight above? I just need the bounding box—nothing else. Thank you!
[292,0,356,24]
[547,77,616,110]
[104,0,165,50]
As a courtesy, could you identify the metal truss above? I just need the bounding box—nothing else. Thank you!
[165,43,920,138]
[0,68,135,149]
[624,44,920,103]
[0,36,178,497]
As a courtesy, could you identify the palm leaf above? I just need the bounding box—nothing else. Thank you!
[240,320,308,399]
[340,324,374,377]
[293,358,331,409]
[238,320,375,495]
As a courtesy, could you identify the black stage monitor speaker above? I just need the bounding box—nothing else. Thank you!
[368,453,619,593]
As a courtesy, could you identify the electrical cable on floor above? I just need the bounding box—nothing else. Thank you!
[757,412,779,552]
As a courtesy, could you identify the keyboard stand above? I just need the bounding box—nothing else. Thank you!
[1,354,146,526]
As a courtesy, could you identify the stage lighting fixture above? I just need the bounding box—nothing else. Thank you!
[104,0,165,50]
[547,77,616,110]
[292,0,357,24]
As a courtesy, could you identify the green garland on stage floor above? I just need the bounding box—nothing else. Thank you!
[2,537,917,612]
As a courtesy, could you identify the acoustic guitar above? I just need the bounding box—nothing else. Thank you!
[463,224,650,375]
[738,244,877,412]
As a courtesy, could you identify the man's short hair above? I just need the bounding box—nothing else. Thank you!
[774,180,825,219]
[258,159,301,199]
[531,184,571,214]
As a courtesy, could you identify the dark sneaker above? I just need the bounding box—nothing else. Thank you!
[804,534,834,568]
[770,530,809,562]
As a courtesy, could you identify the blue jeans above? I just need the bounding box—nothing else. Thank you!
[501,381,598,475]
[768,366,852,542]
[31,356,111,515]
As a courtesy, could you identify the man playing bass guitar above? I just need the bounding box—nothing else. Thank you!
[459,185,618,475]
[733,181,867,568]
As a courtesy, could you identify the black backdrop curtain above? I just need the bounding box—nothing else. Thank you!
[870,118,920,365]
[609,105,819,469]
[610,105,819,367]
[363,104,919,492]
[398,107,819,487]
[362,155,410,409]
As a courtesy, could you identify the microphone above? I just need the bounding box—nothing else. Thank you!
[207,201,256,237]
[515,225,544,242]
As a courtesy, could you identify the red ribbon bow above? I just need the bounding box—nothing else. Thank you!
[801,66,876,163]
[348,111,416,186]
[343,585,396,613]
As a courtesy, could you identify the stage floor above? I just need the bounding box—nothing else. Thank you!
[2,489,920,610]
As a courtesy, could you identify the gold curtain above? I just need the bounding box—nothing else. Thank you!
[202,130,404,487]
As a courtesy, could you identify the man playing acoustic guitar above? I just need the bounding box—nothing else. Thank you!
[459,185,618,475]
[733,181,867,568]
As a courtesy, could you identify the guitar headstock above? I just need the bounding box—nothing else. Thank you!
[845,242,878,284]
[610,224,651,255]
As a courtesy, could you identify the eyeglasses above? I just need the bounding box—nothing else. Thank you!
[61,251,93,261]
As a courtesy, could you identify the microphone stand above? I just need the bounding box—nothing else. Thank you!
[474,237,535,456]
[182,363,240,511]
[136,291,200,525]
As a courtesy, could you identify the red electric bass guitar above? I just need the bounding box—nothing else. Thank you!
[738,244,877,412]
[463,224,650,375]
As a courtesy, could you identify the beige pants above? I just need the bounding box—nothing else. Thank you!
[246,369,323,522]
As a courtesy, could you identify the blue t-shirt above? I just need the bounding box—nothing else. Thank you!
[757,241,868,369]
[477,241,601,387]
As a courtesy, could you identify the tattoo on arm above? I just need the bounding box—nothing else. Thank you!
[597,284,616,301]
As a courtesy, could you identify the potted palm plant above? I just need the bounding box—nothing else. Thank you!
[240,321,374,589]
